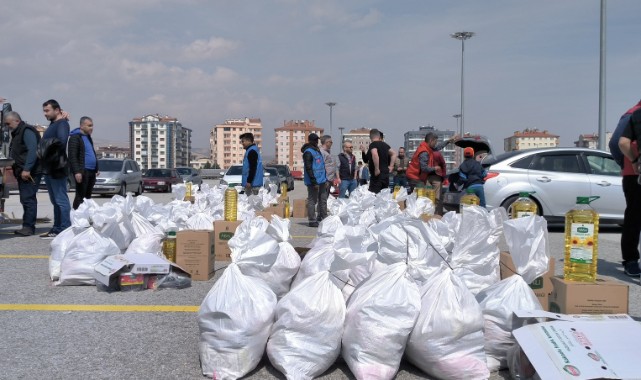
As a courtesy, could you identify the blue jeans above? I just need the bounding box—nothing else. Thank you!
[394,175,409,188]
[45,175,71,233]
[339,179,357,198]
[468,184,486,208]
[17,174,41,232]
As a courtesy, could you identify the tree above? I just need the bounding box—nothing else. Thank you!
[211,162,220,169]
[203,161,212,169]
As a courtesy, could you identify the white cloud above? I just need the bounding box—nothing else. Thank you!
[183,37,239,61]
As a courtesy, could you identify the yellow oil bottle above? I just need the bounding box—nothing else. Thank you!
[184,181,194,203]
[460,188,480,208]
[224,187,238,221]
[393,185,401,199]
[425,185,436,205]
[280,182,288,199]
[564,196,600,282]
[284,197,291,218]
[416,184,427,198]
[162,230,177,262]
[511,191,537,218]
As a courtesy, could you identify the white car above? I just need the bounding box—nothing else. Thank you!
[219,165,279,192]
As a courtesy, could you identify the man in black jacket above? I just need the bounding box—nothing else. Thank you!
[5,111,41,236]
[68,116,99,209]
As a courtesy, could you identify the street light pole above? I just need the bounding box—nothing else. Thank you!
[325,102,336,136]
[598,0,606,150]
[451,31,475,136]
[338,127,345,142]
[452,114,462,135]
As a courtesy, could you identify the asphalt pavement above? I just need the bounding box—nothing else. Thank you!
[0,180,638,379]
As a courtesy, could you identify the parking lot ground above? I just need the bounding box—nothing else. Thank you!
[0,181,638,379]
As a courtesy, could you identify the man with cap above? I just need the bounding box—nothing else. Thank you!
[457,146,487,207]
[301,133,327,227]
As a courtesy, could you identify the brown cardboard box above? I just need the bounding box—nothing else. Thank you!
[254,211,273,221]
[263,203,287,218]
[213,220,242,261]
[398,200,406,210]
[549,276,629,314]
[499,252,555,311]
[176,230,216,281]
[420,214,442,222]
[293,199,308,218]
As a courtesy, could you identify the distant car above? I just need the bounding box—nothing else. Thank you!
[442,147,625,224]
[175,167,203,188]
[291,170,303,180]
[94,159,143,196]
[270,164,295,191]
[142,168,182,193]
[220,165,279,193]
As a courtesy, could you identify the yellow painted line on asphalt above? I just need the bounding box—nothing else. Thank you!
[291,235,315,239]
[0,304,199,312]
[0,255,49,259]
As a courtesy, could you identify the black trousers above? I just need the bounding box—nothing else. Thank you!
[621,175,641,263]
[73,169,97,210]
[368,174,389,194]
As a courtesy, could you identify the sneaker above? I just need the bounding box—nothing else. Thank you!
[623,261,641,277]
[308,221,319,228]
[40,231,58,239]
[14,227,34,236]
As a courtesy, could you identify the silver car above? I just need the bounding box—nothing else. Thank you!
[444,148,625,224]
[93,159,143,196]
[175,167,203,188]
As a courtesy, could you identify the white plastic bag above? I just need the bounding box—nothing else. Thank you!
[49,227,81,281]
[341,262,420,380]
[406,268,490,380]
[198,263,277,379]
[57,228,121,286]
[267,271,346,379]
[124,232,165,256]
[263,216,301,298]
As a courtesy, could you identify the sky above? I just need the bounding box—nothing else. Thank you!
[2,0,640,159]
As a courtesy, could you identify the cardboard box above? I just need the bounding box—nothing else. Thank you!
[263,203,287,218]
[499,252,555,311]
[176,230,216,281]
[293,199,308,218]
[549,276,629,314]
[397,200,406,210]
[94,253,172,286]
[213,220,242,262]
[513,311,641,380]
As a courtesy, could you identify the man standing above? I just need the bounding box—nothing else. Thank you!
[406,132,457,200]
[357,161,369,186]
[240,132,263,195]
[338,141,357,198]
[617,107,641,277]
[5,112,41,236]
[320,135,338,196]
[301,133,326,227]
[68,116,99,209]
[361,129,396,194]
[393,147,409,189]
[40,99,71,239]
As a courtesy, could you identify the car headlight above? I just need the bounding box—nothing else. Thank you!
[157,181,166,185]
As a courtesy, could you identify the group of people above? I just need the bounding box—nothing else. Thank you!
[6,99,98,237]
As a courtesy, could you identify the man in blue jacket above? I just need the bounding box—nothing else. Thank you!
[301,133,327,227]
[68,116,99,209]
[40,99,71,239]
[240,132,263,195]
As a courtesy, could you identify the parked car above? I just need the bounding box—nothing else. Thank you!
[142,168,182,193]
[270,164,295,191]
[94,159,143,196]
[443,147,625,224]
[175,167,203,188]
[291,170,303,180]
[220,165,279,193]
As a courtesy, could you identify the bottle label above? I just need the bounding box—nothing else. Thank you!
[569,223,595,263]
[517,211,533,218]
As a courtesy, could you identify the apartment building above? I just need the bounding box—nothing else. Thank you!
[574,132,612,151]
[96,145,130,159]
[504,128,559,151]
[210,117,262,169]
[274,120,323,172]
[129,114,192,170]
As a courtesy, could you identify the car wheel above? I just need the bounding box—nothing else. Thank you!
[501,195,542,218]
[119,183,127,197]
[135,183,142,196]
[167,184,172,193]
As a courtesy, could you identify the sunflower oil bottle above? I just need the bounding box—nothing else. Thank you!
[511,191,537,218]
[415,184,427,198]
[162,230,177,263]
[284,197,291,218]
[564,196,600,282]
[393,185,401,199]
[280,182,288,199]
[224,187,238,221]
[460,188,480,209]
[425,185,436,205]
[184,181,194,203]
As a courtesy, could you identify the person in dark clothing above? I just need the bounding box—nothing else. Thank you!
[302,133,327,227]
[357,161,369,185]
[68,116,99,209]
[393,147,409,189]
[5,112,41,236]
[361,129,396,194]
[40,99,71,238]
[240,133,264,195]
[617,107,641,277]
[337,141,357,198]
[457,147,487,207]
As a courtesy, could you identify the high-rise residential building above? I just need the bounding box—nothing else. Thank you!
[96,145,130,159]
[504,128,559,151]
[574,132,612,151]
[342,127,371,164]
[274,120,323,172]
[404,126,457,171]
[129,114,192,170]
[210,117,262,169]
